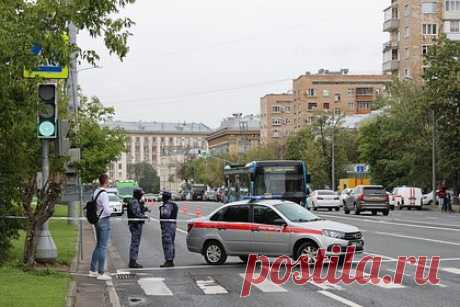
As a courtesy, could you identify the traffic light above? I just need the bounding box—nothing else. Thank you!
[37,84,57,138]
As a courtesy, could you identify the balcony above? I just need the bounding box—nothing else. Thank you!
[383,18,399,32]
[383,40,399,51]
[383,60,400,72]
[446,32,460,41]
[444,10,460,20]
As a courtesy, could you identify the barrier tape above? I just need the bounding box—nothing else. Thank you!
[0,216,194,223]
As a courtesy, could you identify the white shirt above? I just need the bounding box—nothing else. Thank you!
[93,188,113,219]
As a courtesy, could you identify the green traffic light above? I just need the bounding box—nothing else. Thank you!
[38,121,55,137]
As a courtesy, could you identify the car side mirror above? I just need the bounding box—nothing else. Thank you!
[273,218,287,227]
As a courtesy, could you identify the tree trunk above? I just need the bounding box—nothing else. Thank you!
[23,222,40,266]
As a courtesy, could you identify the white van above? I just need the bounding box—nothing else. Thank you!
[391,187,423,210]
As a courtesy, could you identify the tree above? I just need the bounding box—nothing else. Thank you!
[358,80,433,190]
[0,0,135,265]
[76,96,127,184]
[424,35,460,193]
[128,162,160,193]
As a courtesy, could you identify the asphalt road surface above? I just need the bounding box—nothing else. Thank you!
[108,201,460,307]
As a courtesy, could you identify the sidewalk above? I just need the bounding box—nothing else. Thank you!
[69,222,121,307]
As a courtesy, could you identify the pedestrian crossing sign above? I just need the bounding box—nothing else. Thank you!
[23,41,69,79]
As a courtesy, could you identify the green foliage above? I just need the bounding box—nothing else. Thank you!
[424,35,460,192]
[128,162,160,193]
[0,0,135,264]
[178,158,225,188]
[358,80,432,190]
[76,96,127,183]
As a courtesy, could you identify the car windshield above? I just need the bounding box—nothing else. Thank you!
[274,202,322,223]
[364,187,385,195]
[318,191,336,195]
[118,187,135,195]
[109,195,121,202]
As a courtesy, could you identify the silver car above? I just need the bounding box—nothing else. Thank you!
[186,200,364,265]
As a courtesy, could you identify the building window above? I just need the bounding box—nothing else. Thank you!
[450,20,460,32]
[422,45,430,56]
[446,1,460,11]
[348,102,355,110]
[347,88,355,96]
[335,108,341,115]
[118,163,122,170]
[323,103,330,110]
[334,93,341,102]
[358,102,370,109]
[272,130,280,138]
[308,102,318,111]
[404,26,410,38]
[285,106,291,113]
[306,88,316,97]
[405,48,410,59]
[422,2,437,13]
[404,68,411,78]
[272,118,282,126]
[423,24,437,35]
[322,89,331,97]
[272,105,282,113]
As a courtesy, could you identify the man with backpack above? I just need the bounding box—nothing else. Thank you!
[88,174,113,281]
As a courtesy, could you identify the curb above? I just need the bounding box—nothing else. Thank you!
[106,280,122,307]
[65,221,80,307]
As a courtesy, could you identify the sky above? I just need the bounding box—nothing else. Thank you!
[78,0,389,128]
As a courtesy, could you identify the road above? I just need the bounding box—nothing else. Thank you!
[108,201,460,307]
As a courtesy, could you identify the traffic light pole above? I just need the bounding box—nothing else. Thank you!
[35,140,58,263]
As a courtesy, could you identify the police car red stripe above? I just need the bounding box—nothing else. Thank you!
[188,221,322,235]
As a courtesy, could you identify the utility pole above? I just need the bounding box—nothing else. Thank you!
[35,140,58,262]
[432,109,437,206]
[331,114,336,191]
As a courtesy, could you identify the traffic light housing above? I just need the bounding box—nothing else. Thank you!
[37,84,57,138]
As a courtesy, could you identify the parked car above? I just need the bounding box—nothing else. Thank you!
[390,187,423,210]
[108,194,124,216]
[172,192,182,201]
[107,187,119,195]
[205,189,218,202]
[339,188,352,206]
[144,193,162,203]
[343,185,390,216]
[186,199,364,265]
[192,184,206,201]
[307,190,341,211]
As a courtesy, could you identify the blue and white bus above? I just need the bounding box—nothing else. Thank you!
[223,160,310,206]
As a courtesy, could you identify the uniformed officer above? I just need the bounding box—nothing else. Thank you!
[159,191,178,267]
[127,188,149,268]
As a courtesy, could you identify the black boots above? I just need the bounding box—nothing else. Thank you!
[129,260,143,268]
[160,260,174,268]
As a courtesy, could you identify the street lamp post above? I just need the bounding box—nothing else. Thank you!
[432,109,437,206]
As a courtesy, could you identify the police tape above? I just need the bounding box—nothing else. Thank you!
[0,216,193,223]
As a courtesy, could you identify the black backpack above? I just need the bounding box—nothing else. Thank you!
[85,190,105,225]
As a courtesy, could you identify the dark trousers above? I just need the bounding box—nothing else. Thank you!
[161,222,176,261]
[129,223,143,261]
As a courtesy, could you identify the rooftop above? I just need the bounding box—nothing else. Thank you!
[105,120,212,134]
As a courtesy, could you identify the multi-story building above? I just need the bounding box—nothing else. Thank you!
[207,114,260,156]
[383,0,460,80]
[292,69,391,131]
[105,121,211,191]
[260,93,294,144]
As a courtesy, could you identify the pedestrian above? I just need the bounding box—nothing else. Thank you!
[437,181,448,212]
[159,191,178,267]
[89,174,113,281]
[127,188,149,268]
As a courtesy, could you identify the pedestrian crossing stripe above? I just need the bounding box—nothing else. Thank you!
[442,267,460,275]
[196,277,228,294]
[238,273,288,293]
[138,277,173,296]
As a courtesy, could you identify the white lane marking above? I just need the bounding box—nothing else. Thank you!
[196,277,228,294]
[318,290,363,307]
[138,277,173,296]
[360,272,406,289]
[239,273,287,293]
[363,251,397,261]
[117,263,243,273]
[309,280,344,291]
[442,267,460,275]
[440,258,460,261]
[317,214,460,232]
[373,231,460,247]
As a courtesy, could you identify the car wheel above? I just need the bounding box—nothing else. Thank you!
[354,203,360,215]
[203,241,227,265]
[383,209,390,216]
[344,208,350,214]
[328,208,332,211]
[313,203,317,211]
[295,241,319,264]
[335,207,340,212]
[372,210,377,216]
[239,255,249,263]
[399,204,403,210]
[390,205,394,211]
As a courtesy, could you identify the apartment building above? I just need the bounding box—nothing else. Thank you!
[260,93,294,144]
[207,114,260,156]
[383,0,460,80]
[104,121,210,191]
[292,69,391,130]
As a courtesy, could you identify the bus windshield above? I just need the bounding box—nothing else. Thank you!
[255,165,304,195]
